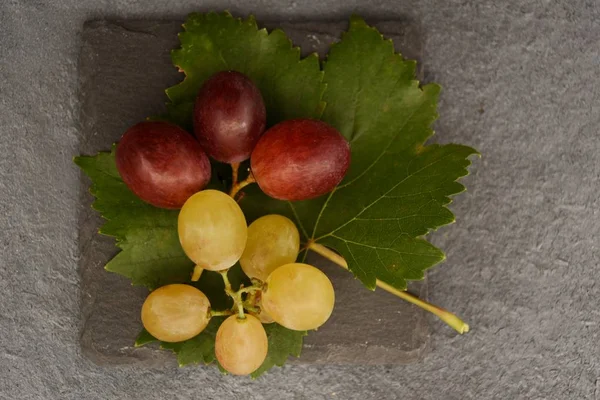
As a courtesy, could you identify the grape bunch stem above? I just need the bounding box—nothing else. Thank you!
[307,242,470,334]
[219,270,263,320]
[191,265,203,282]
[229,163,256,199]
[210,309,234,317]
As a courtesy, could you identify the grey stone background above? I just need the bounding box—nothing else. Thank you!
[1,0,598,399]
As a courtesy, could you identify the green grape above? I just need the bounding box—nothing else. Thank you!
[239,214,300,281]
[141,284,211,343]
[178,189,247,271]
[215,314,268,375]
[262,263,335,331]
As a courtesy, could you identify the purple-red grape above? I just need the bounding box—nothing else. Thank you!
[251,119,351,201]
[116,121,211,209]
[193,71,266,163]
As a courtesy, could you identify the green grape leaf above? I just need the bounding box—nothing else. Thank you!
[307,16,477,290]
[160,317,224,366]
[141,320,305,372]
[74,147,193,289]
[251,324,306,379]
[134,328,158,347]
[309,17,477,290]
[240,16,478,291]
[162,11,325,128]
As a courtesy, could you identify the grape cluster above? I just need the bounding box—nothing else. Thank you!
[116,71,349,375]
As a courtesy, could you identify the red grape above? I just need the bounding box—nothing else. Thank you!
[193,71,266,163]
[251,119,351,201]
[116,121,211,209]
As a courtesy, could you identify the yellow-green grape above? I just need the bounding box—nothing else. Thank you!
[262,263,335,331]
[178,189,247,271]
[239,214,300,281]
[257,300,275,324]
[141,284,211,343]
[215,315,268,375]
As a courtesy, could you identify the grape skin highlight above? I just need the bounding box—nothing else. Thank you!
[141,284,211,343]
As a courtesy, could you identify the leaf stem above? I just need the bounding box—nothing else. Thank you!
[307,242,470,334]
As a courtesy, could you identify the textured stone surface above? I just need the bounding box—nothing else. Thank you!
[77,19,428,366]
[2,1,600,399]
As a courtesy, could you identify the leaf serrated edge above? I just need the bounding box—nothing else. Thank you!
[320,144,479,291]
[250,329,307,379]
[166,11,326,117]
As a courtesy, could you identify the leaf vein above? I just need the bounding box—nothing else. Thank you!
[336,236,428,280]
[331,234,439,258]
[342,240,369,283]
[319,148,463,238]
[287,201,309,239]
[336,89,430,190]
